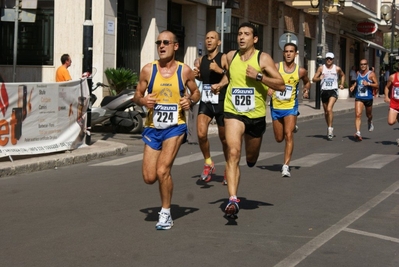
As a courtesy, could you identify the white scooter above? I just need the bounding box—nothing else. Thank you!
[90,82,144,134]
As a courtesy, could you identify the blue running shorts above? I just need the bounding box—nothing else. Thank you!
[270,107,299,121]
[142,124,187,150]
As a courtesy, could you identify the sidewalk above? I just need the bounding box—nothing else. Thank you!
[208,95,387,134]
[0,96,387,178]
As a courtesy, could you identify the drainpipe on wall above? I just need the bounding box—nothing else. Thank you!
[83,0,93,145]
[315,0,323,110]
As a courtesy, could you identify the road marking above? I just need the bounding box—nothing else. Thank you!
[90,152,398,169]
[274,180,399,267]
[174,152,224,165]
[214,152,283,166]
[90,153,144,166]
[347,154,399,169]
[343,228,399,243]
[289,153,342,167]
[90,151,224,167]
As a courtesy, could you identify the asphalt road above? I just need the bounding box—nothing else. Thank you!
[1,105,398,267]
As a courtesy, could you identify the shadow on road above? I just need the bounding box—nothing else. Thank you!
[209,197,274,225]
[140,204,199,222]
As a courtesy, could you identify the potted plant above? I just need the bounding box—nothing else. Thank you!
[338,81,349,99]
[104,67,138,95]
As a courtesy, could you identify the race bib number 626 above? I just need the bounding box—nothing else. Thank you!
[232,87,255,112]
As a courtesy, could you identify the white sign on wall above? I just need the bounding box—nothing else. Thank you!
[107,21,115,35]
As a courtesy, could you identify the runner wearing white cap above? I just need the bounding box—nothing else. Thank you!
[312,52,346,140]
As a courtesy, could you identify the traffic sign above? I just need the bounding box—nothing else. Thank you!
[216,8,231,34]
[278,33,298,50]
[1,8,36,22]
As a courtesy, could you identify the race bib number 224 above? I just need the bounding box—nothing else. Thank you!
[153,103,178,129]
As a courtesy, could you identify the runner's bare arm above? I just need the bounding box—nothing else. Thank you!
[133,63,159,109]
[257,52,285,92]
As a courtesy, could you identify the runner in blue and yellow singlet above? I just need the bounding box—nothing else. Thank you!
[133,30,200,230]
[269,43,310,178]
[212,22,285,217]
[349,59,379,141]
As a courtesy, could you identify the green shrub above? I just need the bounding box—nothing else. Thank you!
[104,67,138,95]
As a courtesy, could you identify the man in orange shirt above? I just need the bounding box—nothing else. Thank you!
[56,54,72,82]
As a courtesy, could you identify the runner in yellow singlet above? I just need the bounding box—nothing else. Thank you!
[133,30,200,230]
[212,22,285,217]
[268,43,310,177]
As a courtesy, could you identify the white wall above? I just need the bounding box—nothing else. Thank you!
[139,0,167,69]
[95,0,117,99]
[182,4,206,68]
[53,0,85,82]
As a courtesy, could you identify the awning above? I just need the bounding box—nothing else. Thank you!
[345,33,390,53]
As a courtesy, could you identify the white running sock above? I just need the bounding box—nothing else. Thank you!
[161,208,170,214]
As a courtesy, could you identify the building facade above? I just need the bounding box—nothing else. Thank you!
[0,0,395,101]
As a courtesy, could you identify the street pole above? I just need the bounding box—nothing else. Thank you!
[220,1,225,53]
[315,0,323,110]
[12,0,20,82]
[83,0,93,145]
[390,0,396,75]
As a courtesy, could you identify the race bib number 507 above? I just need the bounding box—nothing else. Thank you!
[232,87,255,112]
[153,103,178,129]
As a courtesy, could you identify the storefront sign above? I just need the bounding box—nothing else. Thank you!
[356,21,378,35]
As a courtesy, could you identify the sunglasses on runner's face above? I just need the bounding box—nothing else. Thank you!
[155,40,174,46]
[326,57,333,60]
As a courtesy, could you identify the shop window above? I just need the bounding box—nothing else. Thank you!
[222,16,239,52]
[0,0,54,65]
[250,22,263,51]
[326,32,334,54]
[117,0,141,72]
[304,37,312,70]
[167,1,185,62]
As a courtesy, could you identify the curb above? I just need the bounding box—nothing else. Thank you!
[0,140,128,178]
[208,99,387,134]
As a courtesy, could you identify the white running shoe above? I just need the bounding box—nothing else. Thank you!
[327,127,333,140]
[293,125,299,133]
[281,164,291,177]
[156,212,173,230]
[368,121,374,132]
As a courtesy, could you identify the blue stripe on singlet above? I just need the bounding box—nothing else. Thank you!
[147,63,158,93]
[176,64,184,97]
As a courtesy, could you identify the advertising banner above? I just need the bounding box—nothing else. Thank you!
[0,79,90,159]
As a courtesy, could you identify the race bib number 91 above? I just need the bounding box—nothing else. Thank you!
[153,103,178,129]
[276,84,293,101]
[232,87,255,112]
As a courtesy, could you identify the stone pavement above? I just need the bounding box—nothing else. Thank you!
[0,96,387,178]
